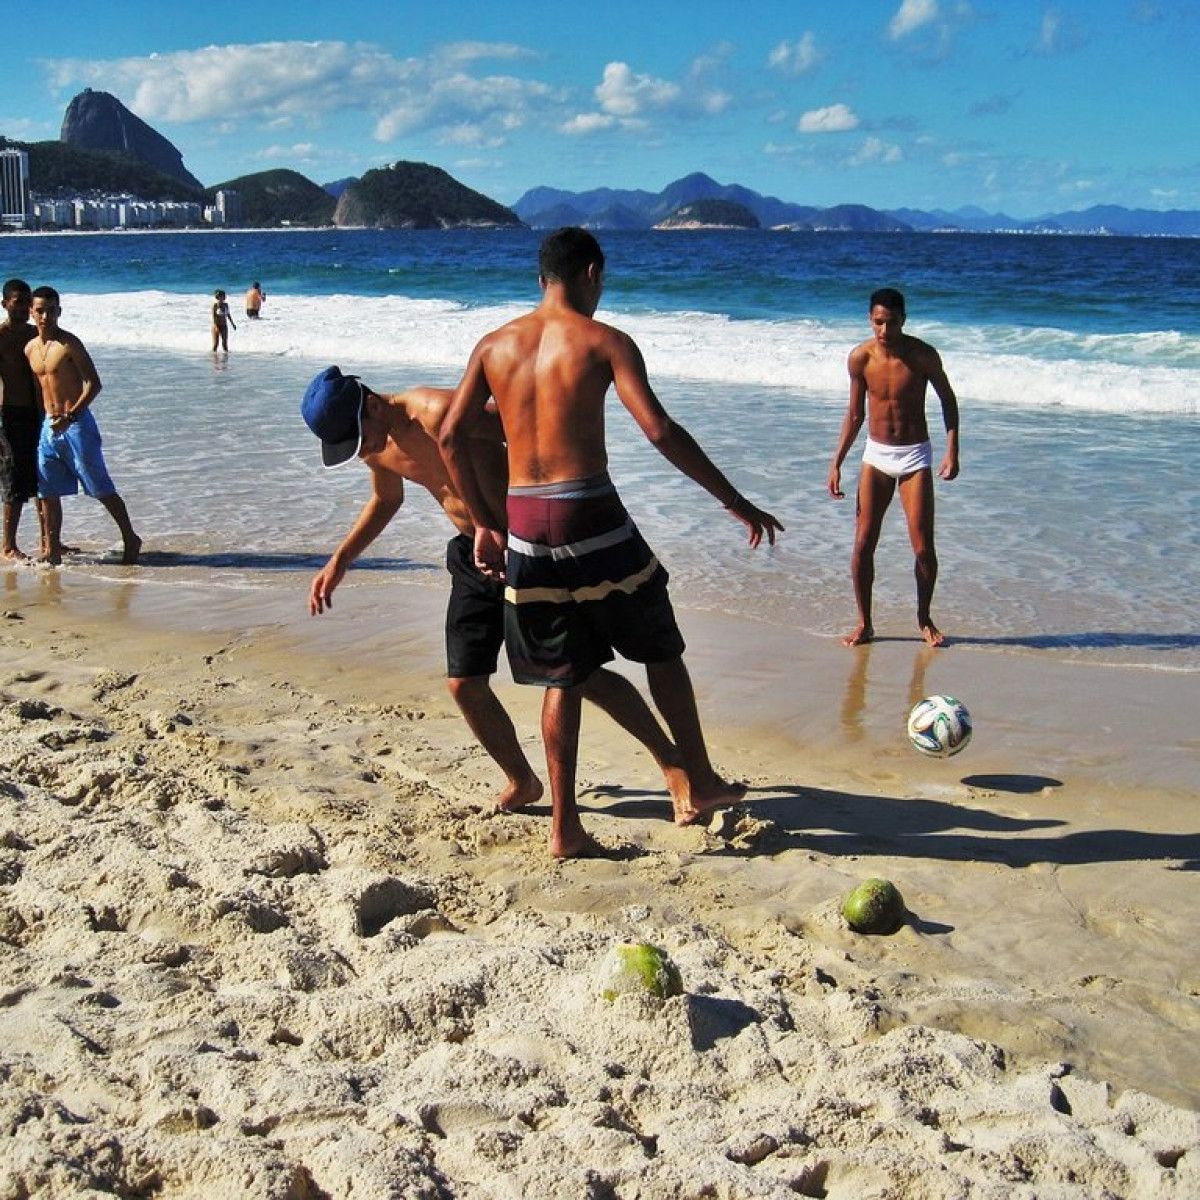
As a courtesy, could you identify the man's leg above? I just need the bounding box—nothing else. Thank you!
[645,656,746,825]
[97,493,142,564]
[579,667,689,807]
[542,683,591,858]
[844,465,896,646]
[897,468,942,646]
[40,495,63,564]
[447,675,543,812]
[2,500,26,560]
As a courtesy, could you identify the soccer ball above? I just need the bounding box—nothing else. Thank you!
[907,695,972,758]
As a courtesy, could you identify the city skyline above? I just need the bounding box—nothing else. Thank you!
[2,1,1195,217]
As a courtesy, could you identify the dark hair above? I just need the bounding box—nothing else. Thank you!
[31,285,60,306]
[2,278,30,302]
[539,227,605,283]
[870,287,905,315]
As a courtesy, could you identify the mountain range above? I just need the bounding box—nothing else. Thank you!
[6,90,1200,238]
[512,173,1200,237]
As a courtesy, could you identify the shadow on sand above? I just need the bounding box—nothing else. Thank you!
[583,782,1200,870]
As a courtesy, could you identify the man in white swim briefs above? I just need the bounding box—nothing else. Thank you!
[827,287,960,647]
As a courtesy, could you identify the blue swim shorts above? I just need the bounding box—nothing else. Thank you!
[37,409,117,500]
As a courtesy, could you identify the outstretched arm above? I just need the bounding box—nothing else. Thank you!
[828,348,867,499]
[927,350,960,481]
[610,331,783,547]
[309,469,403,614]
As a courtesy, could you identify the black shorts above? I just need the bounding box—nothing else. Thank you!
[0,406,43,505]
[445,534,505,679]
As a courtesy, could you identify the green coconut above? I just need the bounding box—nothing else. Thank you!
[599,942,683,1002]
[841,878,906,934]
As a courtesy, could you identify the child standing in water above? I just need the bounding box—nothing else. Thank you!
[211,290,236,352]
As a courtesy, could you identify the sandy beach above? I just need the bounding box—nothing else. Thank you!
[1,563,1196,1198]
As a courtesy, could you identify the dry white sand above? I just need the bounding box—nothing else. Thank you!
[1,567,1197,1198]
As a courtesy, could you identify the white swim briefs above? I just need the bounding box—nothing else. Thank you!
[862,437,933,478]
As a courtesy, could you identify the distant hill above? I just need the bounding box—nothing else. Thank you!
[60,89,203,191]
[207,170,336,227]
[656,199,760,229]
[796,204,911,233]
[321,177,358,199]
[1,136,202,202]
[514,173,903,231]
[334,161,522,229]
[888,203,1200,236]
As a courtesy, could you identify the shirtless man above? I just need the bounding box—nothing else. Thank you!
[245,282,265,319]
[827,287,960,648]
[0,279,42,560]
[302,364,690,815]
[439,227,783,859]
[25,286,141,566]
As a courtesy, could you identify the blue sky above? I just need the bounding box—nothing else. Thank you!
[4,0,1196,216]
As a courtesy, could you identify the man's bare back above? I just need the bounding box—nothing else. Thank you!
[362,386,504,534]
[470,306,617,487]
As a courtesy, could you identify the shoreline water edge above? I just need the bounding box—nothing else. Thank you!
[1,229,1197,1195]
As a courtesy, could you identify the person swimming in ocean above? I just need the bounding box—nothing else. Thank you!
[827,287,960,648]
[245,281,265,319]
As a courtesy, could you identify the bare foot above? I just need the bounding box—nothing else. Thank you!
[493,774,544,814]
[673,775,747,827]
[2,548,29,562]
[841,624,874,647]
[920,621,945,648]
[550,829,606,860]
[661,763,691,812]
[37,550,62,567]
[121,535,143,565]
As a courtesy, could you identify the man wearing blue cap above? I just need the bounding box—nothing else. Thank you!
[301,365,691,815]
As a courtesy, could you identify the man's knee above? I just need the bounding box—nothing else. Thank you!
[447,674,490,703]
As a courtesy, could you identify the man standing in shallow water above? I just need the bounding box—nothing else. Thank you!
[827,287,960,648]
[440,227,783,859]
[25,286,141,566]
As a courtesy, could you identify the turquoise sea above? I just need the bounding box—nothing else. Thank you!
[2,228,1197,670]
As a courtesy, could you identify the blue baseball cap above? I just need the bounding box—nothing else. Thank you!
[301,365,366,469]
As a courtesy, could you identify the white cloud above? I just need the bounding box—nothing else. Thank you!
[595,62,681,117]
[255,142,319,161]
[559,112,617,136]
[798,103,859,133]
[768,33,820,75]
[42,40,555,146]
[848,136,903,166]
[1037,8,1062,53]
[889,0,939,39]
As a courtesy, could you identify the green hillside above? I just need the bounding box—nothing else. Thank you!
[206,169,336,227]
[334,161,521,229]
[1,137,203,201]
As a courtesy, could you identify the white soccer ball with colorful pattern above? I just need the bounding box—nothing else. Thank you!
[907,695,972,758]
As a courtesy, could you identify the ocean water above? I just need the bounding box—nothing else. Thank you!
[2,228,1197,670]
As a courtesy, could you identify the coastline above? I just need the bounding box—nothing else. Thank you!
[2,564,1196,1195]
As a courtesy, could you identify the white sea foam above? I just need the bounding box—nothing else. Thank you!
[62,291,1199,416]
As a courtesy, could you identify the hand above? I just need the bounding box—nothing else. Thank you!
[726,497,784,549]
[827,465,844,499]
[938,453,959,481]
[309,560,345,615]
[50,413,71,434]
[473,526,507,582]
